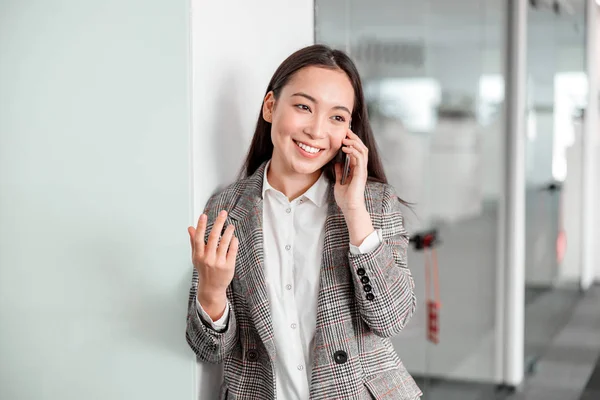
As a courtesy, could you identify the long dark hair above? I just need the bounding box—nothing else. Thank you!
[240,44,388,185]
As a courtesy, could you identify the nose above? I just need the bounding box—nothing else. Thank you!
[303,117,328,139]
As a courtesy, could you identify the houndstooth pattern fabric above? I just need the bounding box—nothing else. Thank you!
[186,162,422,400]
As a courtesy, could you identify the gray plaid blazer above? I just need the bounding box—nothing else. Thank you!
[186,162,422,400]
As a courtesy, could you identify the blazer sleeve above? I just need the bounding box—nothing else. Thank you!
[347,184,416,338]
[185,194,238,363]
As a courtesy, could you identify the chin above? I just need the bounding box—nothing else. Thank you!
[290,162,320,175]
[290,157,329,176]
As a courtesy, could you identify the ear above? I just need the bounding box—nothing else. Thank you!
[262,91,275,123]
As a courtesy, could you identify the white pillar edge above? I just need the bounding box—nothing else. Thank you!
[502,0,528,387]
[581,0,599,289]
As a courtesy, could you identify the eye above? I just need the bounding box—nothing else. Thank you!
[332,115,346,123]
[295,104,311,112]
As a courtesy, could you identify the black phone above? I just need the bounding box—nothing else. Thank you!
[340,149,350,185]
[339,122,352,185]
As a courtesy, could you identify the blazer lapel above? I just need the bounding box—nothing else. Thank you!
[312,184,376,357]
[228,162,277,361]
[314,187,351,334]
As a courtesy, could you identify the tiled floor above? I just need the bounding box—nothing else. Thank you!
[581,336,600,399]
[523,286,581,372]
[414,285,600,399]
[509,285,600,400]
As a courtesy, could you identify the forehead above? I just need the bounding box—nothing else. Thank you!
[283,66,355,110]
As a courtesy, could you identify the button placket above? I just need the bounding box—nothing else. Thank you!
[283,200,304,373]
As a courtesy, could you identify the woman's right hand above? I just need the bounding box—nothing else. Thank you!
[188,210,238,320]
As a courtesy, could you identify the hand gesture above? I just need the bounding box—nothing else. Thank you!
[188,210,238,318]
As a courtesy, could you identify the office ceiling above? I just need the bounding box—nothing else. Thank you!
[316,0,586,48]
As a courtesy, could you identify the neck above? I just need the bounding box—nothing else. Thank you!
[267,157,321,201]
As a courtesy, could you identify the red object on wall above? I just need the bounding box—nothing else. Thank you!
[427,300,440,344]
[425,248,440,344]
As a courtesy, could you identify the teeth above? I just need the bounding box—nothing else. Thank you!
[296,141,321,154]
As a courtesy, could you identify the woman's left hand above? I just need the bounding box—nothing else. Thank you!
[334,128,369,213]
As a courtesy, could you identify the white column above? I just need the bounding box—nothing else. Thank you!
[581,0,599,288]
[502,0,528,388]
[190,1,314,398]
[595,1,600,282]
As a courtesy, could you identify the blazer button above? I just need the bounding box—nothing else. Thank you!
[247,349,258,362]
[366,293,375,301]
[356,268,366,276]
[363,284,372,292]
[333,350,348,364]
[360,276,370,284]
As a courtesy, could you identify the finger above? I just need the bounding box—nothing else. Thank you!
[188,226,196,252]
[344,146,366,177]
[343,137,368,154]
[334,162,342,184]
[342,145,360,163]
[206,210,227,254]
[342,137,358,147]
[343,146,357,168]
[342,146,356,168]
[342,140,367,158]
[351,146,366,171]
[194,214,207,255]
[217,224,235,260]
[226,236,240,265]
[346,128,364,143]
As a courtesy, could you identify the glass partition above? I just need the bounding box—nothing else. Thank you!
[523,1,586,372]
[317,1,507,397]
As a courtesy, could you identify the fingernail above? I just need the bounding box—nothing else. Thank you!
[200,214,207,220]
[220,210,227,217]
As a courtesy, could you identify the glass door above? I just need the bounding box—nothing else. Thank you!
[316,1,508,398]
[523,0,586,372]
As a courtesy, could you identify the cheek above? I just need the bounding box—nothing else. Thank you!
[273,111,304,138]
[270,118,288,145]
[331,132,346,149]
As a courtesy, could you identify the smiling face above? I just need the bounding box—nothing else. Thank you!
[263,66,355,179]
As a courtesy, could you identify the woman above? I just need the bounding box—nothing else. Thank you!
[186,44,421,400]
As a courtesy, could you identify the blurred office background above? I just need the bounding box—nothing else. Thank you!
[1,0,599,399]
[315,0,599,399]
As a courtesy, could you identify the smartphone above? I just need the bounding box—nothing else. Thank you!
[340,122,352,185]
[340,150,351,185]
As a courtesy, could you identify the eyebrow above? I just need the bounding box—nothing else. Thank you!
[291,92,352,115]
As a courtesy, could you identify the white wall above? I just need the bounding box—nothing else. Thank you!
[190,0,314,397]
[0,1,195,399]
[593,3,600,282]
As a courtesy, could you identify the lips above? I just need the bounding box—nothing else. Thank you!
[293,140,323,154]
